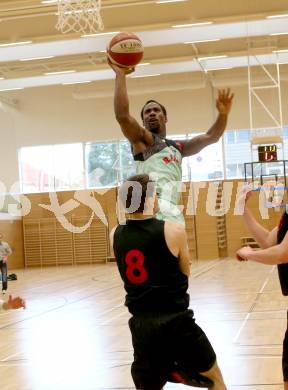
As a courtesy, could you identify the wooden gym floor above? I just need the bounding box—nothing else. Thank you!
[0,258,286,390]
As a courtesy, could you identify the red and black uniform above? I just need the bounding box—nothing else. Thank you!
[114,218,216,390]
[277,212,288,381]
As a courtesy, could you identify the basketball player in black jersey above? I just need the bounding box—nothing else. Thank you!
[110,174,227,390]
[236,186,288,390]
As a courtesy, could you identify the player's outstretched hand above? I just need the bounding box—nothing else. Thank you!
[216,88,234,115]
[235,182,254,211]
[107,56,135,76]
[236,246,252,262]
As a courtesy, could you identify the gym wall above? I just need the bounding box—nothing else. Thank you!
[0,81,287,189]
[4,179,281,269]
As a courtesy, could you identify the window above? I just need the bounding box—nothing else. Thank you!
[19,145,54,193]
[283,127,288,159]
[54,143,84,190]
[186,134,224,181]
[119,140,136,182]
[85,141,119,188]
[20,127,288,193]
[19,144,85,193]
[224,129,251,178]
[225,131,235,144]
[226,163,245,178]
[237,130,250,143]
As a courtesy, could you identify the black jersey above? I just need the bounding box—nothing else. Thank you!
[277,211,288,295]
[113,218,189,314]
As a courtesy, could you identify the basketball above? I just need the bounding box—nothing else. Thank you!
[107,32,144,68]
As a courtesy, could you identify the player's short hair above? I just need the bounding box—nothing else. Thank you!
[140,100,167,120]
[119,174,155,213]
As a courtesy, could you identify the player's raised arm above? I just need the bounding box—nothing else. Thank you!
[237,184,278,249]
[178,88,234,157]
[108,60,148,146]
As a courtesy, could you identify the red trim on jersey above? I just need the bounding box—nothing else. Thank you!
[175,141,184,153]
[170,372,187,384]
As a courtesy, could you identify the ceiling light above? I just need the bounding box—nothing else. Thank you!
[156,0,187,3]
[20,56,55,61]
[0,41,32,47]
[198,55,227,61]
[131,74,161,78]
[266,14,288,19]
[62,81,91,85]
[44,70,76,75]
[270,32,288,36]
[172,22,213,28]
[0,87,24,92]
[41,0,57,3]
[81,31,119,38]
[184,39,220,44]
[205,67,233,71]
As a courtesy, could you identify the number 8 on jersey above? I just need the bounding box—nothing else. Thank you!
[125,249,148,285]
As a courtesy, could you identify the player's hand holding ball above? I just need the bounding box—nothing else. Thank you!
[107,32,144,75]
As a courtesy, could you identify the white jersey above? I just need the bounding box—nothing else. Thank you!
[134,133,185,224]
[0,241,12,260]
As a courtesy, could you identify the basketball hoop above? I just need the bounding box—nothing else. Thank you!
[56,0,104,34]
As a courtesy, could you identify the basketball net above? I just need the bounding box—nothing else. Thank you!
[56,0,104,34]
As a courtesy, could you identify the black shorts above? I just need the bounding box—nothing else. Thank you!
[283,312,288,381]
[128,309,216,390]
